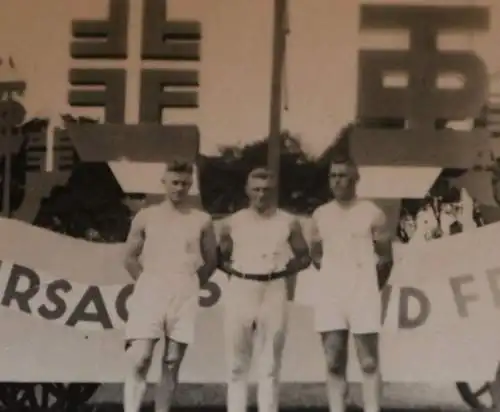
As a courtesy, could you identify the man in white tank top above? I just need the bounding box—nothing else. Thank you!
[309,157,394,412]
[122,160,218,412]
[218,167,311,412]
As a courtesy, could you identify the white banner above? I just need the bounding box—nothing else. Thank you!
[1,217,500,382]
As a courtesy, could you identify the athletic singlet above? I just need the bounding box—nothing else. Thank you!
[228,208,293,275]
[136,202,210,292]
[312,199,385,275]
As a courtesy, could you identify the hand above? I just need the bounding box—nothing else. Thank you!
[219,261,234,276]
[376,260,393,290]
[283,259,300,275]
[126,260,143,280]
[432,227,443,239]
[219,262,245,278]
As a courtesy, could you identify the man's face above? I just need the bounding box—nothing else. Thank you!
[246,177,274,210]
[329,163,357,199]
[163,171,193,204]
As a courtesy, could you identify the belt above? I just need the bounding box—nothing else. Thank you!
[230,270,289,282]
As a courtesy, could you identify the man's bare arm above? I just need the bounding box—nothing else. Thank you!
[217,220,235,276]
[284,218,311,274]
[372,208,394,289]
[197,217,219,286]
[309,215,323,270]
[123,211,146,280]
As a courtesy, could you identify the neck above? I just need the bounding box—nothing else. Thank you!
[338,182,357,202]
[163,198,185,210]
[336,192,356,204]
[250,205,276,217]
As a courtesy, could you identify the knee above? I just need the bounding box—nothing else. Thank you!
[163,355,182,374]
[135,353,153,372]
[229,358,251,381]
[359,355,378,375]
[126,343,153,374]
[230,364,250,380]
[326,355,347,377]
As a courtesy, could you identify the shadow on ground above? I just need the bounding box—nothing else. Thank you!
[88,383,473,411]
[86,407,464,412]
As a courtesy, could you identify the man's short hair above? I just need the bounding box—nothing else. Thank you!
[165,159,194,174]
[247,167,275,182]
[330,154,357,169]
[329,155,359,179]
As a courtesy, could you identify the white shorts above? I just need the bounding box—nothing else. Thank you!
[125,274,199,344]
[313,263,381,335]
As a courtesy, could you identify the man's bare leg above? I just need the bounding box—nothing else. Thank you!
[124,339,157,412]
[321,330,349,412]
[154,339,188,412]
[353,333,381,412]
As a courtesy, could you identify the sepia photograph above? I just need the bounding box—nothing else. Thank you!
[1,0,500,411]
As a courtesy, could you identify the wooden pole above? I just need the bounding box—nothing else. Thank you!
[268,0,288,207]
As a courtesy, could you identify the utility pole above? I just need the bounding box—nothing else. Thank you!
[0,58,26,218]
[268,0,288,207]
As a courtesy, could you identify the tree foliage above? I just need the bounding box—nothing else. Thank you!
[199,131,329,215]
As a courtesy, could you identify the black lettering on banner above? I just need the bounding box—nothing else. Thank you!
[380,284,392,325]
[398,286,430,329]
[1,264,40,314]
[115,284,134,322]
[199,280,221,308]
[139,69,198,123]
[68,69,126,123]
[449,274,479,317]
[70,0,129,59]
[38,279,72,320]
[487,268,500,308]
[141,0,201,61]
[352,5,490,169]
[66,286,113,329]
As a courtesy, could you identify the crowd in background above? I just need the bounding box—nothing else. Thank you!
[397,187,483,244]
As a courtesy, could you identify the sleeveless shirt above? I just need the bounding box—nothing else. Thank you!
[136,202,210,292]
[312,199,384,273]
[228,208,294,274]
